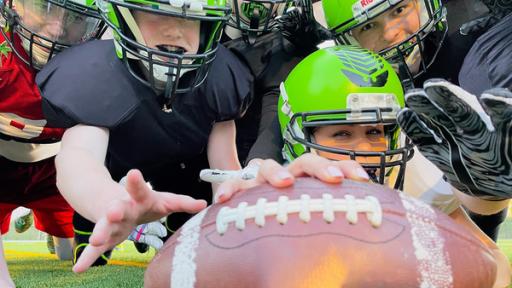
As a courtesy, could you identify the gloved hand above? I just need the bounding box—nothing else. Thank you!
[397,79,512,200]
[278,0,332,55]
[199,164,260,183]
[460,0,512,35]
[128,220,167,250]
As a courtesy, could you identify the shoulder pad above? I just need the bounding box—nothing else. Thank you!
[37,40,143,129]
[200,44,254,121]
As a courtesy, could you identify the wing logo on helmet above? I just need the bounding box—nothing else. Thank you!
[332,47,389,87]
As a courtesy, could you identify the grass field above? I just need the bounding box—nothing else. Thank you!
[4,220,155,288]
[4,219,512,287]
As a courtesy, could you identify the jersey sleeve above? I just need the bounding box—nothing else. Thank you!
[246,116,285,165]
[36,40,140,129]
[202,45,254,122]
[459,14,512,94]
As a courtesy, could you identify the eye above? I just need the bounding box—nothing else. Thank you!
[392,3,410,16]
[367,128,383,136]
[332,130,352,139]
[360,22,375,32]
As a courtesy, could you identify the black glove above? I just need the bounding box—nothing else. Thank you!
[460,0,512,35]
[278,1,332,55]
[397,79,512,200]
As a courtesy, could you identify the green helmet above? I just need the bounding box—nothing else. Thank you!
[97,0,231,109]
[224,0,294,43]
[278,45,414,189]
[1,0,105,69]
[322,0,447,88]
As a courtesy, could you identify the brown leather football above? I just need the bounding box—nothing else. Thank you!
[145,178,497,288]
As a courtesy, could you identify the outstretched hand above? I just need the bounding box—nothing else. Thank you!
[73,169,206,273]
[397,79,512,200]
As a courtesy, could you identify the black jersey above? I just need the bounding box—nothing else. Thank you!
[414,19,480,86]
[37,40,253,190]
[458,13,512,95]
[225,31,303,164]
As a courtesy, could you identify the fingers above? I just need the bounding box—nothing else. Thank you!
[329,159,370,182]
[286,153,369,183]
[145,221,167,238]
[480,88,512,126]
[213,160,286,204]
[214,155,372,204]
[423,79,492,134]
[397,108,442,145]
[125,169,152,203]
[214,178,260,204]
[73,218,113,273]
[157,192,207,215]
[404,88,458,135]
[256,159,295,188]
[139,235,164,250]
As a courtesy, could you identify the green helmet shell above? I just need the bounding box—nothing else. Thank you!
[278,45,412,188]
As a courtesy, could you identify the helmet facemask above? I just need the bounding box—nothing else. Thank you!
[98,0,230,110]
[0,0,105,69]
[282,94,414,190]
[328,0,447,88]
[226,0,293,43]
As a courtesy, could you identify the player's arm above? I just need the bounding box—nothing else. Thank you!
[449,207,511,288]
[207,120,242,193]
[453,189,510,216]
[57,125,206,273]
[55,124,121,222]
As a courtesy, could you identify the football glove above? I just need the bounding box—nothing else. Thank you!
[460,0,512,35]
[397,79,512,200]
[128,221,167,250]
[119,175,167,250]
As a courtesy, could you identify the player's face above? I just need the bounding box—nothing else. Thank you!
[133,11,200,58]
[350,0,421,52]
[312,124,388,163]
[14,0,98,45]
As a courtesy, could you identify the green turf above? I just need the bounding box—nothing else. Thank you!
[5,241,155,288]
[3,220,155,288]
[4,220,512,287]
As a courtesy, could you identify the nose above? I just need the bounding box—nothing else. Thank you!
[42,21,65,40]
[161,18,186,41]
[382,21,403,46]
[354,141,373,152]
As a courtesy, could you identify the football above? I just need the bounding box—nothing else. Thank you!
[145,178,497,288]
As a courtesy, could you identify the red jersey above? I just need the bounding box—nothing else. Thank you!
[0,33,64,142]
